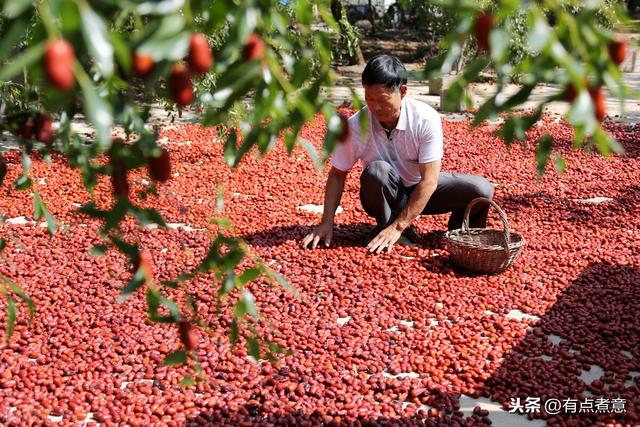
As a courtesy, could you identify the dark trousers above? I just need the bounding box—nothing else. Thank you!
[360,160,494,231]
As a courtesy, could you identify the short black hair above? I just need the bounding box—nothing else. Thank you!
[361,54,407,89]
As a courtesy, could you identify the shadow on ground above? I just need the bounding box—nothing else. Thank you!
[243,223,449,253]
[242,223,376,249]
[482,262,640,426]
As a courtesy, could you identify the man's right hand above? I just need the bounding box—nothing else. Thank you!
[301,223,333,249]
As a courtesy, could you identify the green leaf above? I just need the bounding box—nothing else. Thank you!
[441,79,466,113]
[121,274,146,297]
[573,126,586,148]
[78,76,113,150]
[552,154,566,173]
[498,117,516,145]
[33,191,56,234]
[567,90,592,125]
[208,61,261,103]
[163,350,187,366]
[176,272,194,282]
[43,208,57,235]
[161,280,180,289]
[105,202,128,230]
[0,17,29,63]
[592,127,621,156]
[264,351,278,362]
[90,245,107,256]
[14,175,32,191]
[218,272,236,297]
[229,319,239,345]
[21,151,31,174]
[162,297,181,319]
[0,41,44,83]
[234,291,258,318]
[472,97,498,127]
[2,0,31,18]
[110,31,131,74]
[222,130,238,166]
[535,134,553,176]
[241,290,257,317]
[130,207,167,227]
[0,239,5,253]
[5,297,16,341]
[527,16,551,53]
[462,56,491,82]
[234,300,246,318]
[78,202,107,219]
[138,0,184,15]
[294,0,312,25]
[284,130,300,157]
[299,139,322,170]
[146,285,161,317]
[216,183,224,214]
[185,294,198,314]
[137,15,189,61]
[141,31,190,62]
[179,375,196,386]
[209,217,233,231]
[109,236,137,256]
[220,248,245,272]
[4,277,35,318]
[440,42,463,76]
[247,337,261,359]
[501,85,535,110]
[145,287,178,323]
[59,1,81,32]
[33,191,43,221]
[197,240,221,273]
[489,28,509,63]
[79,2,114,77]
[238,268,260,285]
[267,341,285,355]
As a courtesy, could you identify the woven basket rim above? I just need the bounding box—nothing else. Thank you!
[445,229,526,251]
[445,229,526,241]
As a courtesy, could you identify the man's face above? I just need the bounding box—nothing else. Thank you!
[363,83,407,128]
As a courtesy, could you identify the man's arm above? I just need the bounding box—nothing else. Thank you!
[320,166,348,225]
[367,159,441,253]
[302,166,348,249]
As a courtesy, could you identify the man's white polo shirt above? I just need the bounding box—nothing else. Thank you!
[331,97,443,187]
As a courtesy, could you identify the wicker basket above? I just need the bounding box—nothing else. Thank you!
[444,197,526,274]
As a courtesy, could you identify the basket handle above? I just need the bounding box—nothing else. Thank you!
[462,197,511,257]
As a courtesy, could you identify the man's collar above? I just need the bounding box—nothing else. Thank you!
[396,97,408,131]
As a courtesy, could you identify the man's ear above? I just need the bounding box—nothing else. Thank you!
[399,84,408,98]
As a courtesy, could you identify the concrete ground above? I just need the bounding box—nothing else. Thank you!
[327,55,640,124]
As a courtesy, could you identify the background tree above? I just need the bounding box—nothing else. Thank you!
[420,0,630,173]
[331,0,366,64]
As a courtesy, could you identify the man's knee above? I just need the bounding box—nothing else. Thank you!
[361,160,393,188]
[471,176,494,200]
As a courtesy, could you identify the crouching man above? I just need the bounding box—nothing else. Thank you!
[302,54,494,253]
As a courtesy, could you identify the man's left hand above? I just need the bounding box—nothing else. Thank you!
[367,225,403,254]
